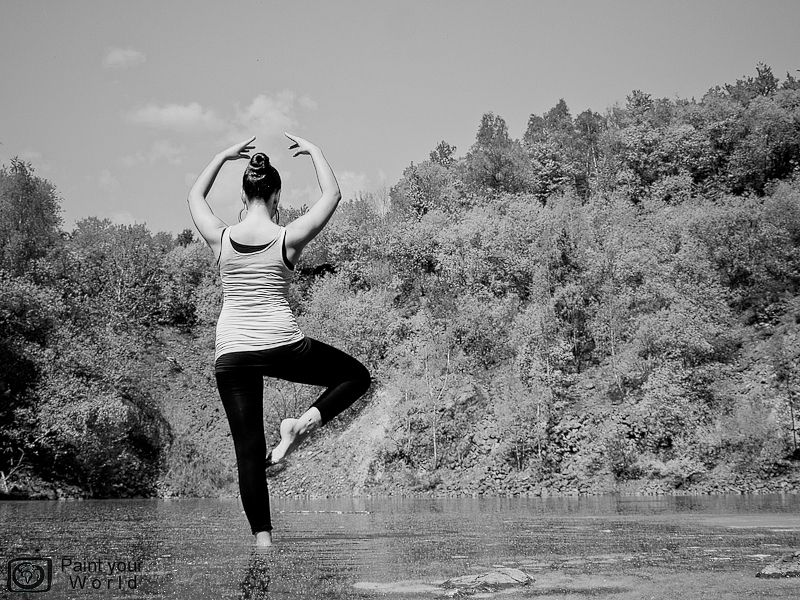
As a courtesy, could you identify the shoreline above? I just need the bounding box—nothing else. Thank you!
[4,482,800,502]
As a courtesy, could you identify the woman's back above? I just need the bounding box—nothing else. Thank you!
[215,226,303,360]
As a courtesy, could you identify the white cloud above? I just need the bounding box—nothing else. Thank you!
[19,149,42,161]
[282,184,319,209]
[18,149,53,172]
[118,153,143,168]
[103,47,146,69]
[125,91,317,217]
[298,95,318,111]
[227,90,305,143]
[205,162,247,214]
[119,140,186,167]
[126,102,226,133]
[150,139,186,165]
[338,170,370,202]
[97,169,122,195]
[108,211,137,225]
[126,90,315,146]
[279,169,388,210]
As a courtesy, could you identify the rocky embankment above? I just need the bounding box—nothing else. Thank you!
[266,388,800,499]
[269,457,800,499]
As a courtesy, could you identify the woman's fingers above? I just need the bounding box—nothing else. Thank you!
[236,136,256,152]
[285,132,308,147]
[222,136,256,160]
[285,132,314,156]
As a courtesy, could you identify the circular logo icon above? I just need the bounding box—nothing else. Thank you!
[11,561,46,590]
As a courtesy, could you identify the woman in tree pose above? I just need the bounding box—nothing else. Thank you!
[187,133,371,547]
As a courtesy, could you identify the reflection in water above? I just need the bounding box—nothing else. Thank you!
[240,551,271,600]
[0,494,798,599]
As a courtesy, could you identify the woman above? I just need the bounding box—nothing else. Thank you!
[187,133,371,547]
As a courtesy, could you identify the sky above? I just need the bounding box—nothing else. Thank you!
[1,0,799,234]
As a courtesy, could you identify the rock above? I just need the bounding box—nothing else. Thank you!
[440,568,534,596]
[756,551,800,578]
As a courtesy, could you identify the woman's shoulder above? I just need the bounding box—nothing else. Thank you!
[228,222,282,245]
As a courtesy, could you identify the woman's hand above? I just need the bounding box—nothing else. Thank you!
[219,136,256,161]
[285,133,318,157]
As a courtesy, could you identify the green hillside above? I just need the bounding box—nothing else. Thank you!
[2,64,800,499]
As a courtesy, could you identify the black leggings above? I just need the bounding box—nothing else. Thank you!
[215,337,371,534]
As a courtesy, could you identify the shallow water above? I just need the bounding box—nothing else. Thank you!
[1,494,799,599]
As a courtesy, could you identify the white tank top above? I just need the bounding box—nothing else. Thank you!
[214,226,304,361]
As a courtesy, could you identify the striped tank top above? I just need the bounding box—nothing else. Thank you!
[215,226,304,361]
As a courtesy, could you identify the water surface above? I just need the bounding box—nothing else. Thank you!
[2,494,799,599]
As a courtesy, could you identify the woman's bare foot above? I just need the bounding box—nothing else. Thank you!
[255,531,273,547]
[269,408,321,465]
[269,418,299,465]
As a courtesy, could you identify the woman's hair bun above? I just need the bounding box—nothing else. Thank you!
[248,153,270,175]
[242,151,280,200]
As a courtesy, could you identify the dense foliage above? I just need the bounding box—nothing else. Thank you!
[2,65,799,498]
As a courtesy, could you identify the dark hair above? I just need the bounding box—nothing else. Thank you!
[243,153,281,201]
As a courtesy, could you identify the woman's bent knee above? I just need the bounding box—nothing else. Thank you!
[356,368,372,397]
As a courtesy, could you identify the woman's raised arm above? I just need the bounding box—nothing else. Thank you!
[283,133,342,265]
[187,136,256,249]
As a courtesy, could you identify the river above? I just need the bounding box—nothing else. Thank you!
[1,494,799,598]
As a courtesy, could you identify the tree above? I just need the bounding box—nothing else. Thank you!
[523,101,603,201]
[688,194,799,314]
[769,329,800,457]
[390,160,459,218]
[160,241,217,327]
[513,302,573,471]
[625,90,655,124]
[723,63,780,105]
[573,109,606,195]
[67,218,165,326]
[0,275,63,488]
[727,90,800,194]
[176,228,195,247]
[429,140,457,167]
[0,159,62,277]
[463,113,531,194]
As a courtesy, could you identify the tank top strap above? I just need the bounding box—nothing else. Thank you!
[216,226,230,265]
[279,227,295,271]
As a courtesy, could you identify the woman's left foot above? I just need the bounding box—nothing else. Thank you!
[269,410,320,465]
[255,531,273,547]
[269,418,301,465]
